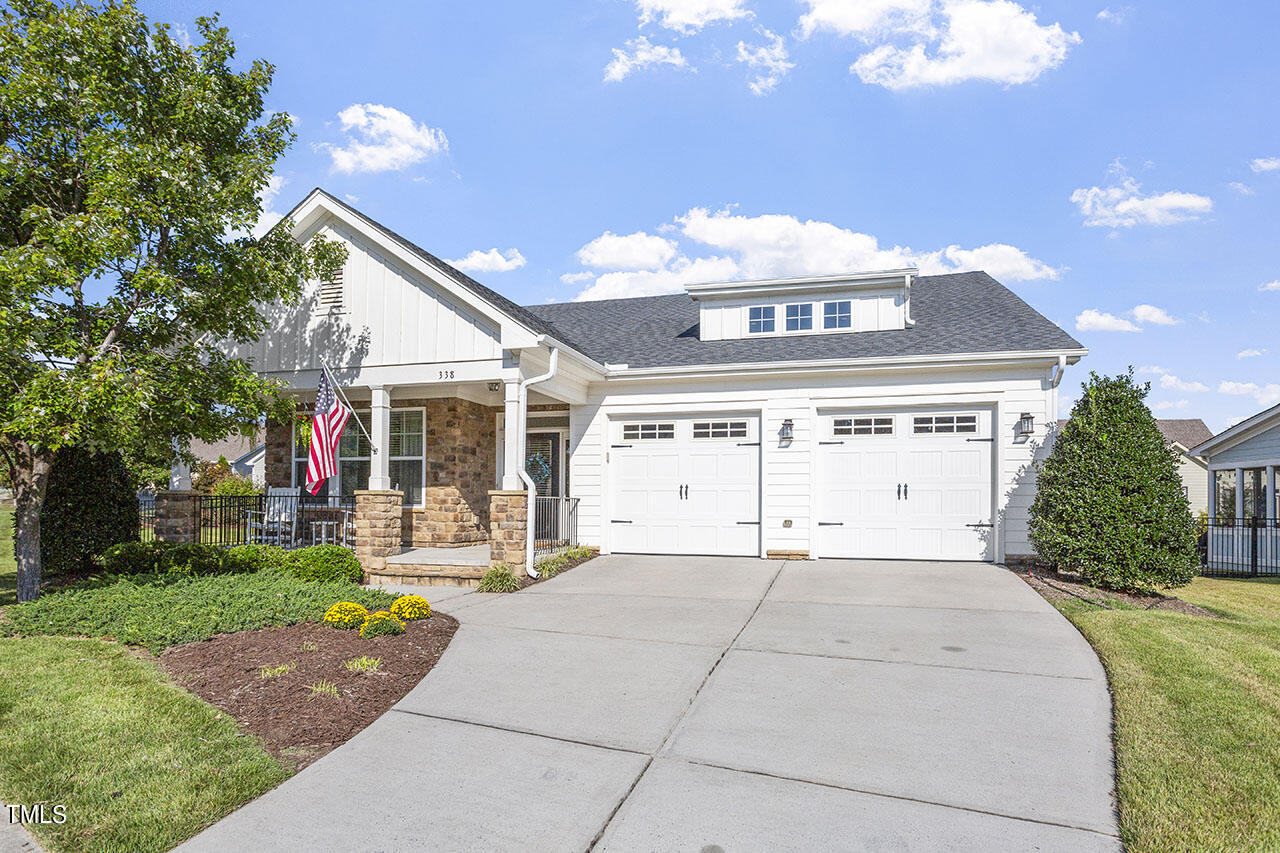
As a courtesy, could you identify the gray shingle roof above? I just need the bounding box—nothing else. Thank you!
[1155,419,1214,449]
[522,271,1082,368]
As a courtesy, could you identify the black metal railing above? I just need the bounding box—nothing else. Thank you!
[137,494,156,542]
[533,496,579,561]
[192,493,357,550]
[1201,518,1280,577]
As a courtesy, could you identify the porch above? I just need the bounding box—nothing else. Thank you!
[1206,464,1279,575]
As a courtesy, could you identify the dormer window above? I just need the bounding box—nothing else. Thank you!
[748,306,775,334]
[785,303,813,332]
[824,300,851,330]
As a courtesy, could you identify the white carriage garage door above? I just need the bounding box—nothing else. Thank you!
[609,415,760,556]
[816,410,995,562]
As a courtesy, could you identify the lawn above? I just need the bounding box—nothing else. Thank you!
[1052,576,1280,852]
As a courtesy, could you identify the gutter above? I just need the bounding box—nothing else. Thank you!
[517,346,559,579]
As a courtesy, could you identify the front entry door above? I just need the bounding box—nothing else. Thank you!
[526,432,563,497]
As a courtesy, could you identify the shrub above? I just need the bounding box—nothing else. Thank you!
[389,594,431,621]
[288,545,363,584]
[211,475,259,497]
[359,611,405,638]
[192,456,233,493]
[535,555,568,578]
[102,540,173,575]
[161,543,241,576]
[477,564,522,593]
[323,601,369,630]
[1030,370,1198,594]
[226,544,291,573]
[38,447,139,576]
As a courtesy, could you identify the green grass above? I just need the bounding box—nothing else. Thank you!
[0,636,289,853]
[0,570,395,653]
[1052,576,1280,852]
[0,507,14,606]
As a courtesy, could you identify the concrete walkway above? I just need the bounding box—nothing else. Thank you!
[179,557,1120,852]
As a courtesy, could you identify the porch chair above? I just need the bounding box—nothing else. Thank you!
[245,486,300,547]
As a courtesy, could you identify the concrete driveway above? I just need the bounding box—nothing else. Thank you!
[179,556,1120,852]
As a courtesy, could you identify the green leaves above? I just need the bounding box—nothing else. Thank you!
[1030,370,1199,593]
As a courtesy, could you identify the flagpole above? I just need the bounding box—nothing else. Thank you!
[318,359,377,454]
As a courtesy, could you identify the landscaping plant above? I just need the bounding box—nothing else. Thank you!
[477,564,522,593]
[359,611,406,638]
[323,601,369,630]
[1029,370,1198,593]
[36,447,139,576]
[344,656,382,674]
[0,0,345,601]
[288,545,364,584]
[389,594,431,621]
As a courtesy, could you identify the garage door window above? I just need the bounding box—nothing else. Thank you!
[693,420,749,439]
[913,414,977,434]
[834,416,893,436]
[622,423,675,440]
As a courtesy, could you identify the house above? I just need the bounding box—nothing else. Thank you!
[232,189,1086,576]
[171,434,266,490]
[1191,404,1280,573]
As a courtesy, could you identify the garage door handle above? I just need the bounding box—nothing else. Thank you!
[818,522,843,526]
[897,483,901,500]
[904,484,908,499]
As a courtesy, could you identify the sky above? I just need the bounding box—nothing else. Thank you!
[145,0,1279,432]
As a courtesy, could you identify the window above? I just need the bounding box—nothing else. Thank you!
[834,416,893,436]
[623,423,675,441]
[693,420,749,439]
[293,407,426,507]
[824,300,852,329]
[913,415,978,434]
[785,303,813,332]
[748,305,775,334]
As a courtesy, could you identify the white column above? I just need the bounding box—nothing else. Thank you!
[1268,465,1277,521]
[501,379,524,490]
[369,386,392,490]
[1236,467,1246,520]
[1207,467,1217,524]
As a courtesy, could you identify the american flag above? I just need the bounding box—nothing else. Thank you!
[304,371,353,496]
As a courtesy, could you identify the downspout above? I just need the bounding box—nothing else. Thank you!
[904,273,917,326]
[1049,354,1067,388]
[517,345,559,579]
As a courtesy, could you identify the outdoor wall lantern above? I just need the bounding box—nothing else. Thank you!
[1017,412,1035,437]
[487,382,501,393]
[779,418,795,446]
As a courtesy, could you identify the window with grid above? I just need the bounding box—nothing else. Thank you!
[824,300,852,329]
[692,420,748,439]
[388,410,425,506]
[833,416,893,436]
[622,423,675,440]
[748,305,775,334]
[293,408,426,506]
[913,414,977,434]
[785,303,813,332]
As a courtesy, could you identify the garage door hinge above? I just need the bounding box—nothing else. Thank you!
[817,521,843,526]
[611,519,633,524]
[818,440,844,445]
[736,520,760,525]
[966,522,995,528]
[611,443,633,448]
[965,437,994,442]
[737,441,761,446]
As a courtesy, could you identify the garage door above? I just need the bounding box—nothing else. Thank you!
[816,410,994,561]
[609,416,760,556]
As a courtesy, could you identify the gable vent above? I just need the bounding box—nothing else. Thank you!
[315,268,344,313]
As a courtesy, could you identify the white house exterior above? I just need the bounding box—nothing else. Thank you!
[238,190,1086,570]
[1193,404,1280,574]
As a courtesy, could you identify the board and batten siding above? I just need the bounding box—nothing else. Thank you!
[237,217,502,374]
[698,288,906,341]
[1207,423,1280,467]
[568,363,1059,562]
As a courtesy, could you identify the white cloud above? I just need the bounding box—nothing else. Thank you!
[320,104,447,174]
[1070,175,1212,228]
[1238,348,1266,359]
[635,0,749,33]
[849,0,1081,91]
[798,0,933,39]
[737,29,795,95]
[1250,157,1280,173]
[446,248,527,273]
[1220,381,1280,408]
[1229,182,1255,196]
[1131,304,1179,326]
[1075,309,1140,332]
[1136,365,1167,375]
[565,206,1060,300]
[604,36,690,82]
[1096,7,1131,24]
[251,174,287,239]
[1152,400,1189,411]
[1159,374,1208,393]
[1260,280,1280,292]
[577,230,679,270]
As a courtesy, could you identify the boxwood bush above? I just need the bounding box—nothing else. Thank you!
[1029,370,1198,593]
[286,545,363,584]
[37,447,139,576]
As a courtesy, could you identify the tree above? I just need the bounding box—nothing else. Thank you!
[0,1,344,600]
[38,446,138,576]
[1030,370,1198,593]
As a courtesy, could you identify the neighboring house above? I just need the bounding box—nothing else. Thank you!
[173,434,266,489]
[230,189,1086,569]
[1191,404,1280,572]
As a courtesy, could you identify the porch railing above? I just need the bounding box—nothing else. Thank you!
[533,496,579,561]
[1201,518,1280,577]
[192,494,357,550]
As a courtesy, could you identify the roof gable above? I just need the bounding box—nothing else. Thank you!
[1192,403,1280,456]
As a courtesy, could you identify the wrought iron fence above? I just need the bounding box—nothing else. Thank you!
[532,496,579,561]
[192,493,357,550]
[137,494,156,542]
[1201,518,1280,577]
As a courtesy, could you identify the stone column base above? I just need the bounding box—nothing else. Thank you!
[355,490,404,578]
[488,489,529,577]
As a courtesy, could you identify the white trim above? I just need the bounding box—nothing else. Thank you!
[1191,402,1280,456]
[686,268,917,299]
[1209,459,1280,471]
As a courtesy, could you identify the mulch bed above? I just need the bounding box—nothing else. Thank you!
[1015,564,1216,617]
[158,614,458,770]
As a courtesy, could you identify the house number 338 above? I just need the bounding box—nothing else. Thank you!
[438,369,455,379]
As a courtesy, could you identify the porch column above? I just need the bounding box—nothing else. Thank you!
[1236,467,1246,520]
[501,379,524,490]
[369,385,392,490]
[1207,467,1217,524]
[1268,465,1277,521]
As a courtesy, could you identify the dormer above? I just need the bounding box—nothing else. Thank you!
[687,268,916,342]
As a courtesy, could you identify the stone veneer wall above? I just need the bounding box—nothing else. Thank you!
[264,419,292,489]
[397,398,497,548]
[488,489,529,575]
[354,490,403,577]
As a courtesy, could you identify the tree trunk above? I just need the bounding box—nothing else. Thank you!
[12,442,53,602]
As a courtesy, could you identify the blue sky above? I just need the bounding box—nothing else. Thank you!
[148,0,1278,431]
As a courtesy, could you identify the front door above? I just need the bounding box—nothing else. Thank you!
[526,432,563,498]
